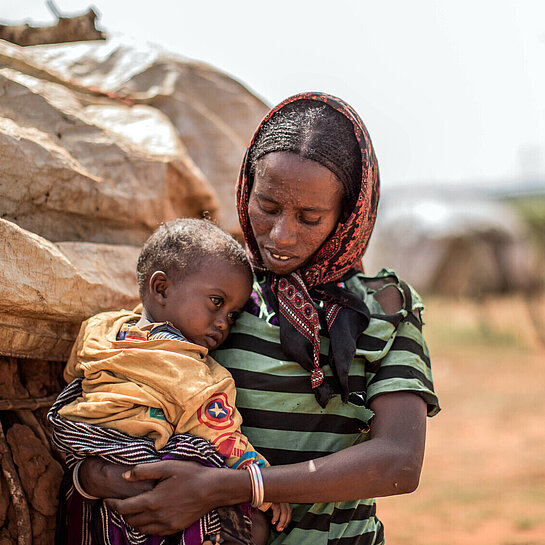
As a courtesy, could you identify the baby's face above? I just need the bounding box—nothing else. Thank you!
[163,257,252,350]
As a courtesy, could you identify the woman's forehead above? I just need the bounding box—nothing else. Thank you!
[253,152,343,207]
[255,152,340,184]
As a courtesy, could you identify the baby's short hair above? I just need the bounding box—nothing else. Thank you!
[137,219,251,302]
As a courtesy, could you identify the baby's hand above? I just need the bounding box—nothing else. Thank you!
[270,502,292,532]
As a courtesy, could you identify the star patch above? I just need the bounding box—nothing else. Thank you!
[197,393,234,430]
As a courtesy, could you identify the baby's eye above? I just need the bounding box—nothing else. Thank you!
[226,311,239,325]
[210,296,223,308]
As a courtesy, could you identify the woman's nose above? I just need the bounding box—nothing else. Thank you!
[269,215,297,248]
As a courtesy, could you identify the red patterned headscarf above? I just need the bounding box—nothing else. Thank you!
[237,92,380,406]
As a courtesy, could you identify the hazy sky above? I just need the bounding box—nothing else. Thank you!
[3,0,545,188]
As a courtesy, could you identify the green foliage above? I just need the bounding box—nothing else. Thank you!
[509,195,545,246]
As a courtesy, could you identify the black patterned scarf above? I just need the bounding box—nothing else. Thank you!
[237,92,380,406]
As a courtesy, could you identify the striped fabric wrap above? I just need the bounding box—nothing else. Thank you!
[48,380,226,545]
[212,269,440,545]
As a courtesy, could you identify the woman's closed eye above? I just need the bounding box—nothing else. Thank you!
[258,201,321,225]
[258,201,278,215]
[299,214,322,225]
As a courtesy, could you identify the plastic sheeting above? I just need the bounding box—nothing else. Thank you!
[0,37,267,359]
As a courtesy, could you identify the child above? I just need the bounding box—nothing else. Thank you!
[56,218,290,545]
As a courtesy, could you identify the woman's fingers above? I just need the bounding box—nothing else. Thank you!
[105,494,179,535]
[105,495,147,516]
[127,522,171,537]
[79,458,146,499]
[105,461,218,534]
[123,459,205,483]
[122,460,175,482]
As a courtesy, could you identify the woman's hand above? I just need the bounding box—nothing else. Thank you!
[79,457,156,499]
[104,460,249,536]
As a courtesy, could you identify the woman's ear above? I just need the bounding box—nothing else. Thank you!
[149,271,169,306]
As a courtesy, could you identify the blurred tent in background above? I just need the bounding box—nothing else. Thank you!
[366,184,542,297]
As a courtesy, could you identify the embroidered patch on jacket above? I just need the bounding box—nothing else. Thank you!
[197,393,234,430]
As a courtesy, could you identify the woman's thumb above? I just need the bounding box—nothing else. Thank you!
[122,461,163,482]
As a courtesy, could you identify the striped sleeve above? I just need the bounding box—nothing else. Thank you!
[353,271,440,416]
[365,313,439,416]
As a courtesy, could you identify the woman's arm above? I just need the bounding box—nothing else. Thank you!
[105,391,426,535]
[263,391,427,502]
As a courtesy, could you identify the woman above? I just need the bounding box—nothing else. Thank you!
[55,92,439,544]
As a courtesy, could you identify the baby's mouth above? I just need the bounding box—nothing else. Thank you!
[205,332,222,349]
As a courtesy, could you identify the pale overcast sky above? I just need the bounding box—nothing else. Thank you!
[3,0,545,188]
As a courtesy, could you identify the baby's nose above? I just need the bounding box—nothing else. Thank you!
[215,316,228,331]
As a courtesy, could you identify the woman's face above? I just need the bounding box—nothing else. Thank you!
[248,151,344,275]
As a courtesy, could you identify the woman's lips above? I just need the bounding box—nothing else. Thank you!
[264,248,296,263]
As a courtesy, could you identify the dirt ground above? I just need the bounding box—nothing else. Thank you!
[378,294,545,545]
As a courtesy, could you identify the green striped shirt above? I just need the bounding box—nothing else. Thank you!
[212,269,439,544]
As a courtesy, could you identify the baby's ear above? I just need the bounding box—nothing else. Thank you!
[149,271,169,306]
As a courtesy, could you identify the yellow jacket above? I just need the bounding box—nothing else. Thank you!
[60,310,268,469]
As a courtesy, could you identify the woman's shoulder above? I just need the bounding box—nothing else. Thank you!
[346,268,425,319]
[350,269,440,417]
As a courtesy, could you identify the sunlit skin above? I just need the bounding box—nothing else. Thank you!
[139,256,252,351]
[248,151,344,275]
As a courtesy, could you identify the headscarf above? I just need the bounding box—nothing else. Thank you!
[237,92,380,406]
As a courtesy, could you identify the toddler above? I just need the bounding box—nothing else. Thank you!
[57,218,290,545]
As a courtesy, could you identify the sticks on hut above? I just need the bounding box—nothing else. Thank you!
[0,4,106,47]
[0,423,32,545]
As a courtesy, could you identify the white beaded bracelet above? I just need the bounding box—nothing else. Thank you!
[72,459,99,501]
[246,463,264,508]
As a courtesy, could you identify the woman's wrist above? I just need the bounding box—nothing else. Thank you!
[208,467,253,507]
[246,464,264,507]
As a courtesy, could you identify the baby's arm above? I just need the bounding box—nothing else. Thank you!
[57,379,175,450]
